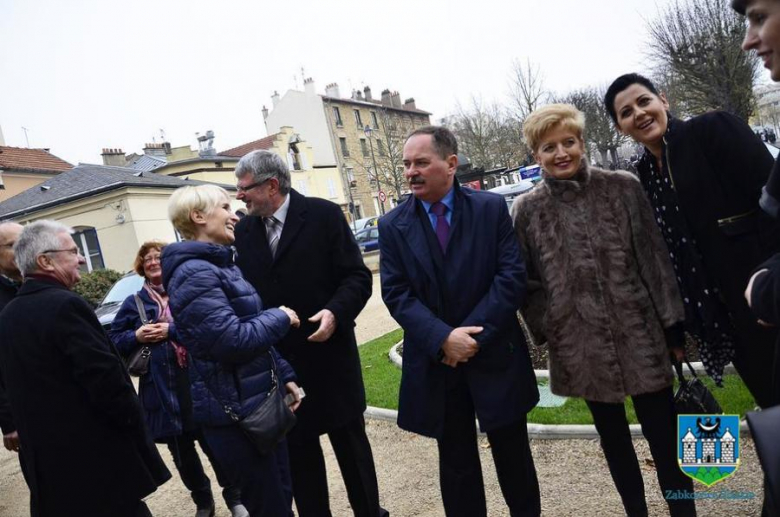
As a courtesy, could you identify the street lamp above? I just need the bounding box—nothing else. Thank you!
[364,125,385,215]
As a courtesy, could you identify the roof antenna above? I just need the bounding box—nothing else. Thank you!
[21,127,30,148]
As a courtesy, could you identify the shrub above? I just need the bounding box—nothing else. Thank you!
[73,268,124,307]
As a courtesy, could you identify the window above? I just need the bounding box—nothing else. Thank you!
[340,138,349,157]
[360,139,369,157]
[376,139,385,156]
[73,227,104,272]
[371,112,379,129]
[296,180,308,195]
[333,107,343,127]
[288,144,302,170]
[354,109,363,129]
[346,167,355,182]
[327,178,337,199]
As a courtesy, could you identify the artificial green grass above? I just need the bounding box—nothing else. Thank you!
[359,329,756,424]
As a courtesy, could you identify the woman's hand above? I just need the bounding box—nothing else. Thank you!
[285,382,303,412]
[279,306,300,328]
[135,323,168,343]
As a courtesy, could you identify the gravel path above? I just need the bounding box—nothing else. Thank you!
[0,419,764,516]
[0,276,765,515]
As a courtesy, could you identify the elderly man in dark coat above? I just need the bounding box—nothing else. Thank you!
[233,150,387,517]
[0,220,170,517]
[0,222,23,455]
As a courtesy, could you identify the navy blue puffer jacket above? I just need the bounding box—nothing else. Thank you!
[161,241,295,427]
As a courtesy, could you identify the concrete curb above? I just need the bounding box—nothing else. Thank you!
[364,406,752,440]
[382,342,749,440]
[388,342,738,377]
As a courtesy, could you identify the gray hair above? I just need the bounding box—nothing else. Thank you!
[234,150,291,195]
[14,220,73,277]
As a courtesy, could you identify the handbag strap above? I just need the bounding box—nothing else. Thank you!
[133,293,150,325]
[193,351,279,423]
[673,358,699,383]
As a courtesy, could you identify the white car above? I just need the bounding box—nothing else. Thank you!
[488,181,536,209]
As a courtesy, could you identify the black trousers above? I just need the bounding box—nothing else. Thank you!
[730,318,779,409]
[202,425,294,517]
[437,371,540,517]
[287,415,386,517]
[586,387,696,517]
[164,429,242,510]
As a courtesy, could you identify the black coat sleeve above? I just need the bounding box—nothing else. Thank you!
[56,296,144,430]
[0,378,14,435]
[322,203,372,326]
[750,254,780,325]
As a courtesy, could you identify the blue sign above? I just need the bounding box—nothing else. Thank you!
[678,414,740,487]
[519,164,541,180]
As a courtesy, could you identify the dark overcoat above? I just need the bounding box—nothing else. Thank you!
[234,189,372,437]
[0,276,19,436]
[379,183,539,439]
[0,279,170,517]
[642,113,780,347]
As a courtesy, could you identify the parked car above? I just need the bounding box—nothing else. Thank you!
[488,180,536,209]
[351,216,379,234]
[354,226,379,253]
[94,272,144,330]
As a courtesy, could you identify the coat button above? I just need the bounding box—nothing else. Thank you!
[562,190,577,202]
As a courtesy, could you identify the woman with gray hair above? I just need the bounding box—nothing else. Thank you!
[161,185,302,517]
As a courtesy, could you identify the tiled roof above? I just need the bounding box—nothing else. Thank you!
[219,134,279,157]
[0,146,72,174]
[0,163,235,219]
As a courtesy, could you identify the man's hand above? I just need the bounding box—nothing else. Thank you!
[307,309,337,342]
[441,326,483,365]
[745,269,768,308]
[3,431,19,453]
[285,382,303,412]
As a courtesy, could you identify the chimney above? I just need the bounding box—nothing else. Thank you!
[163,142,172,155]
[143,143,167,158]
[353,89,363,101]
[262,105,269,120]
[304,77,316,96]
[381,89,392,106]
[403,98,417,111]
[364,86,372,102]
[271,90,280,107]
[0,125,5,146]
[101,148,127,167]
[391,91,402,108]
[325,83,341,98]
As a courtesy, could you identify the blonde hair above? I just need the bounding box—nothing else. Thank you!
[523,104,585,153]
[168,185,230,240]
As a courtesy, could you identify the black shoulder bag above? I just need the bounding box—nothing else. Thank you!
[205,353,297,456]
[125,294,152,377]
[673,359,722,415]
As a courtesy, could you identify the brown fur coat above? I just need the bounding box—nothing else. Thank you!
[511,165,683,403]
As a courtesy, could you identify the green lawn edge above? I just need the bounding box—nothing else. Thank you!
[359,329,756,425]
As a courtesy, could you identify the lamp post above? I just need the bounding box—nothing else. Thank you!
[364,125,385,215]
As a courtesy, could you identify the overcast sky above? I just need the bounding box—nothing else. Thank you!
[0,0,770,165]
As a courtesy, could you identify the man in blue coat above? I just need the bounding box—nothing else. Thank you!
[379,126,541,517]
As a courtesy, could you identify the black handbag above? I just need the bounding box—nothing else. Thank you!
[125,294,152,377]
[673,359,722,414]
[214,354,297,455]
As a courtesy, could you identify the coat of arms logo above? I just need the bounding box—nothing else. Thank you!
[678,414,740,486]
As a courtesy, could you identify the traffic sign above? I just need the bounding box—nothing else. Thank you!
[378,191,387,203]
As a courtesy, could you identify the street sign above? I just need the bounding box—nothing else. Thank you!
[378,190,387,203]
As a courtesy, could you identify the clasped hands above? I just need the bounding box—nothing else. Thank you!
[135,323,169,344]
[440,326,483,368]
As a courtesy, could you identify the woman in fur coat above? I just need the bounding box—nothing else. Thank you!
[512,104,695,517]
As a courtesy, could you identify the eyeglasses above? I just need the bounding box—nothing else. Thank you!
[236,179,270,194]
[143,256,161,265]
[43,247,81,256]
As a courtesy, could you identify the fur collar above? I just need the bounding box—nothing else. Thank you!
[542,162,591,201]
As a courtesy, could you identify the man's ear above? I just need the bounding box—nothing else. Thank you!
[446,154,459,173]
[35,253,53,273]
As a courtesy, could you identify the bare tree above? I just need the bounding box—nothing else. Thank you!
[446,97,526,170]
[509,59,548,122]
[352,108,411,201]
[646,0,759,120]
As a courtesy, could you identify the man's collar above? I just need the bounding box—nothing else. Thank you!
[419,187,455,214]
[271,193,291,224]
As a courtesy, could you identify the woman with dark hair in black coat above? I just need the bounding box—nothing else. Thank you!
[604,73,780,408]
